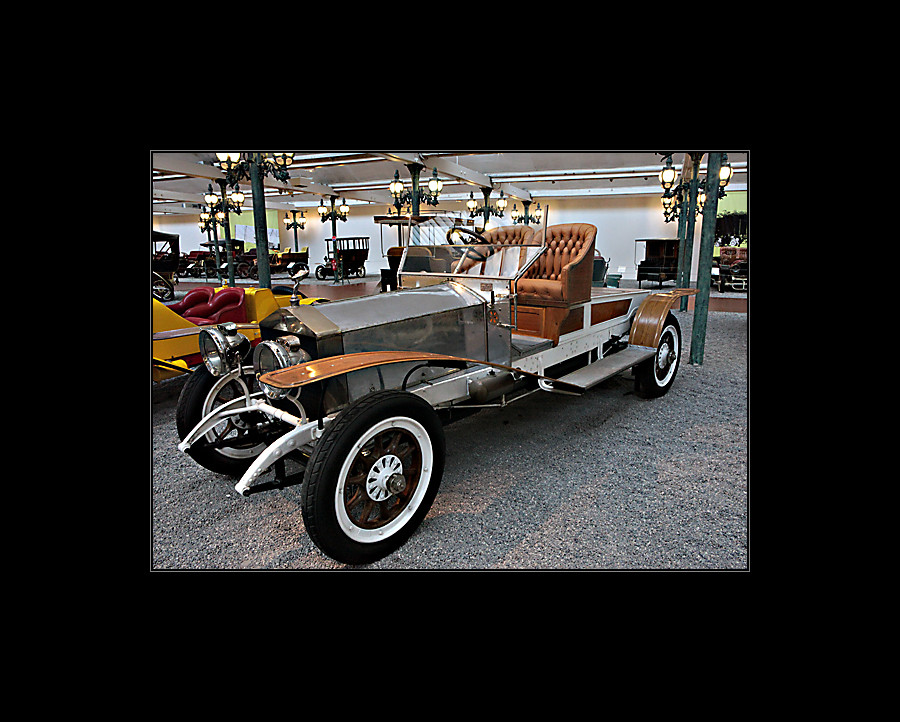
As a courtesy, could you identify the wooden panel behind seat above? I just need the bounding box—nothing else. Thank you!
[515,304,584,343]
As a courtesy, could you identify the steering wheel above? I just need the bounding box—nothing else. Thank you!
[445,227,489,245]
[446,226,490,262]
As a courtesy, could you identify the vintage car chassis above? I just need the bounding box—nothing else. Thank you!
[177,238,696,564]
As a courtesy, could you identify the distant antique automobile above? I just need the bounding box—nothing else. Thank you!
[152,275,324,383]
[315,236,370,280]
[711,244,748,292]
[176,222,696,564]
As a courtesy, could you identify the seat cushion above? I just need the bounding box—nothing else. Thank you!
[516,278,568,306]
[166,286,214,316]
[182,288,247,325]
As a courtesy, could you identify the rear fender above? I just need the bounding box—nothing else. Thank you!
[629,289,697,348]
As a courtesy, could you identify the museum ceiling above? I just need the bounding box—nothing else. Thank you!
[152,151,749,217]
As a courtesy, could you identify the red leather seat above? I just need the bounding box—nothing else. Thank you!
[166,286,214,316]
[183,287,247,325]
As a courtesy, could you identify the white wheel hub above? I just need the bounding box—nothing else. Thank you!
[336,416,433,544]
[657,341,672,369]
[366,454,405,501]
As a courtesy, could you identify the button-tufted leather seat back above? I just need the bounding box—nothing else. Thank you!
[518,223,597,307]
[482,225,535,246]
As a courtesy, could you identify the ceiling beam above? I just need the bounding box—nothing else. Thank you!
[153,187,310,213]
[373,152,533,202]
[151,153,376,205]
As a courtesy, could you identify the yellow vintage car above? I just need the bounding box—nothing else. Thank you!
[152,283,322,382]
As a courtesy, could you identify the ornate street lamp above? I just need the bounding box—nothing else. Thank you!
[661,194,678,223]
[510,200,543,226]
[717,154,733,197]
[216,152,294,186]
[283,210,307,252]
[389,167,442,213]
[467,188,507,221]
[214,152,295,288]
[317,195,349,241]
[317,197,349,223]
[201,181,244,284]
[659,155,678,193]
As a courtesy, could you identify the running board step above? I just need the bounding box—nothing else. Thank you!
[543,346,656,393]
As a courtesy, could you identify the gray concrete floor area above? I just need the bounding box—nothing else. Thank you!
[151,297,749,571]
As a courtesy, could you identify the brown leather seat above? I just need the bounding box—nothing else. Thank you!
[515,224,596,307]
[481,225,535,246]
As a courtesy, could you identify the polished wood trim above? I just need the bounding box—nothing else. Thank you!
[591,299,631,326]
[628,289,698,348]
[559,307,584,336]
[259,349,584,394]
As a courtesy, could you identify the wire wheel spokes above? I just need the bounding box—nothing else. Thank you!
[343,428,422,530]
[204,374,259,448]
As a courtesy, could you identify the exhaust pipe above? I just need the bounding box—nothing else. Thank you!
[468,372,521,404]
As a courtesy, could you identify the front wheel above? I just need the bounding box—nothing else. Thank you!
[634,313,681,398]
[301,390,445,565]
[176,365,306,477]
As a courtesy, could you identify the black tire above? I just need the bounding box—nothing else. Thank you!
[301,390,445,565]
[176,365,272,476]
[634,313,681,399]
[315,266,326,280]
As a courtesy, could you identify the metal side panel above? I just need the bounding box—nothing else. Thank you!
[553,346,656,390]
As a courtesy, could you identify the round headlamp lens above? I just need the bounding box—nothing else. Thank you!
[199,325,248,377]
[253,335,311,399]
[199,328,227,376]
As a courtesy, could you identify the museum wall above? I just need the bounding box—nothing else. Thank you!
[153,191,747,282]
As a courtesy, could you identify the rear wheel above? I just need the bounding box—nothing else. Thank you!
[634,313,681,398]
[301,390,445,565]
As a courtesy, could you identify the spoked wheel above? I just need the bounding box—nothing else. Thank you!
[152,274,174,301]
[634,312,681,398]
[176,365,305,476]
[301,390,445,565]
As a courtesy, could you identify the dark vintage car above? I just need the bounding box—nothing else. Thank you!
[315,236,370,280]
[176,222,696,564]
[712,244,748,292]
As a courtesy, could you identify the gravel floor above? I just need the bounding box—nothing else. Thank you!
[151,309,749,571]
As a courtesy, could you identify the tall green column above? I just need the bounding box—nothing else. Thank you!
[690,152,722,366]
[222,211,236,287]
[249,153,272,289]
[329,196,338,239]
[211,222,222,284]
[678,153,703,310]
[482,188,491,230]
[407,164,422,245]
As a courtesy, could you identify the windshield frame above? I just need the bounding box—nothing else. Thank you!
[397,242,546,283]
